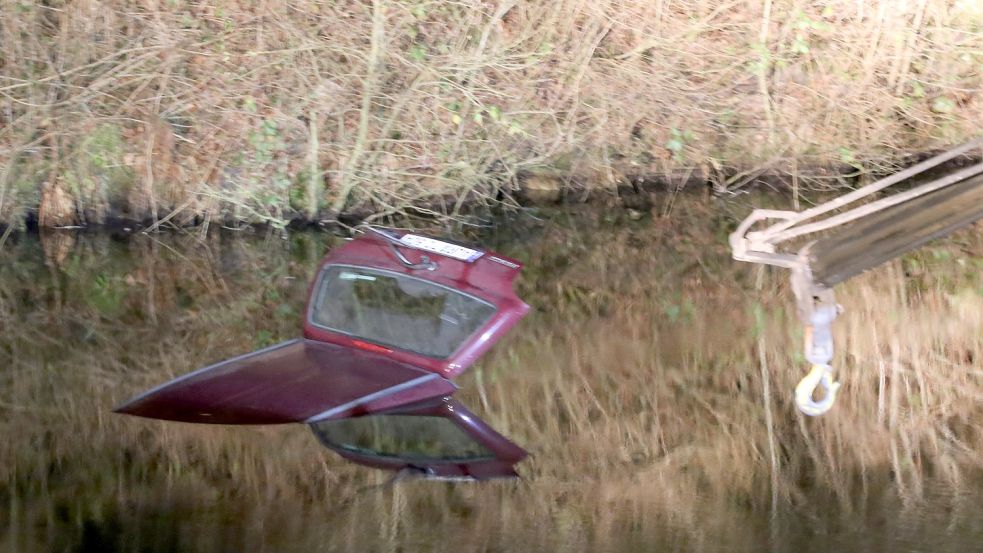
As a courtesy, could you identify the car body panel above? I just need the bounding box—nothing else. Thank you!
[114,339,458,424]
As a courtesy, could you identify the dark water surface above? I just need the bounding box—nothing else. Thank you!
[2,203,982,552]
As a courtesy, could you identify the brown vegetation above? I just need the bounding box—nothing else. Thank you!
[1,1,981,228]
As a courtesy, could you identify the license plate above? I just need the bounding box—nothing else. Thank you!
[400,234,484,262]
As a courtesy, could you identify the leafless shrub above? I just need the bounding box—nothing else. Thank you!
[1,1,979,227]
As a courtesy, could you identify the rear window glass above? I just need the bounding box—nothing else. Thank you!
[310,266,496,358]
[311,415,494,461]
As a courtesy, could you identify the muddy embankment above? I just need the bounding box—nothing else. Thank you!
[4,146,980,239]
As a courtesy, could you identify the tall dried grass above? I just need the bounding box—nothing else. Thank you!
[1,1,981,228]
[1,199,982,550]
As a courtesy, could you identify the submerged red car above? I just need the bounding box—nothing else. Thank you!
[115,227,531,479]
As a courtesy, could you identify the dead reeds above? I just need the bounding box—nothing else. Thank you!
[1,1,980,229]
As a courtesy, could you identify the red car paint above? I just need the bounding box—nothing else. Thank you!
[115,229,530,479]
[114,339,458,425]
[302,229,529,378]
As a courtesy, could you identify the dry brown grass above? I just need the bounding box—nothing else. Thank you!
[1,1,981,228]
[1,199,982,550]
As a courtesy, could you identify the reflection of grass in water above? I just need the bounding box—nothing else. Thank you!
[1,203,982,551]
[353,276,446,318]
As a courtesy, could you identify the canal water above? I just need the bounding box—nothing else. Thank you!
[2,199,982,552]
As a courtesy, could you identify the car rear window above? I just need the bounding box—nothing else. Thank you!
[310,265,496,358]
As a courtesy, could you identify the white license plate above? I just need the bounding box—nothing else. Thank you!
[400,234,484,262]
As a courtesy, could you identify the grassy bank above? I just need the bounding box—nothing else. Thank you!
[1,200,982,550]
[1,0,981,229]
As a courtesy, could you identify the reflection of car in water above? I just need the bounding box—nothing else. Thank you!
[115,228,530,479]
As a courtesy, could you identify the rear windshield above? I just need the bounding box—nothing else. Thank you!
[310,266,496,358]
[311,415,494,461]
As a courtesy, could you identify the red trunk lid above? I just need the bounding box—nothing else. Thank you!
[115,339,457,424]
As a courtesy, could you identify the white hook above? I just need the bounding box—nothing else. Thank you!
[794,364,840,416]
